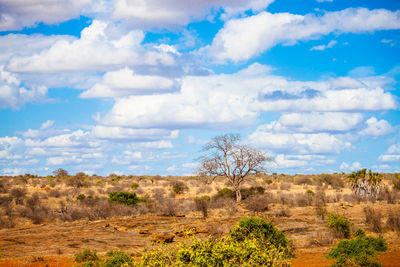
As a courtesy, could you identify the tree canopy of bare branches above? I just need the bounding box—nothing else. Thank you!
[198,133,272,202]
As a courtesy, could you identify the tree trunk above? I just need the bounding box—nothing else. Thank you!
[235,187,242,202]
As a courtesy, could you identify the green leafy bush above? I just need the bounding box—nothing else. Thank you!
[326,235,387,267]
[103,251,134,267]
[229,217,295,258]
[81,261,100,267]
[74,249,99,263]
[171,181,188,194]
[264,178,273,184]
[327,213,351,238]
[130,182,139,189]
[306,189,315,195]
[140,236,289,267]
[354,228,366,237]
[138,217,293,266]
[214,188,236,200]
[240,186,265,200]
[108,192,142,206]
[77,194,86,200]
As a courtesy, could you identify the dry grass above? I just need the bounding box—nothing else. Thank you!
[0,172,399,264]
[364,206,383,233]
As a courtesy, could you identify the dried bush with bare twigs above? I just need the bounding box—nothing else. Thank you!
[386,208,400,232]
[10,187,26,205]
[244,194,271,212]
[194,196,210,218]
[274,207,291,217]
[280,182,291,191]
[210,197,238,216]
[294,176,313,186]
[363,206,383,233]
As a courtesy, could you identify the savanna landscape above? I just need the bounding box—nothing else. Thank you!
[1,0,400,266]
[0,167,400,266]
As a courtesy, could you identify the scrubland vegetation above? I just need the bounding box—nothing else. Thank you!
[0,170,399,266]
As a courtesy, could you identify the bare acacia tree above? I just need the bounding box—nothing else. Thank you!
[198,133,272,202]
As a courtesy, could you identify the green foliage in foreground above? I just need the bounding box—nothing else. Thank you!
[75,217,293,266]
[139,216,294,266]
[74,248,99,263]
[75,250,133,267]
[326,235,387,267]
[140,236,289,267]
[108,191,143,205]
[229,216,295,258]
[103,251,134,267]
[327,213,351,239]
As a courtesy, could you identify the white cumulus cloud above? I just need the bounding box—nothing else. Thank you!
[111,0,274,29]
[0,0,92,31]
[92,125,178,141]
[278,112,363,132]
[81,67,179,98]
[7,20,175,73]
[340,161,362,172]
[379,143,400,162]
[0,66,48,109]
[359,117,392,136]
[203,8,400,62]
[98,63,396,130]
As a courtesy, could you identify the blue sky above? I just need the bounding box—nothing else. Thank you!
[0,0,400,176]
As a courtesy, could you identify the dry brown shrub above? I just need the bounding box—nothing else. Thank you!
[105,186,123,194]
[156,198,185,216]
[0,216,15,228]
[48,189,61,198]
[18,203,52,224]
[279,193,295,207]
[207,223,230,239]
[194,197,210,218]
[244,194,270,212]
[309,231,334,247]
[342,193,360,204]
[65,207,89,221]
[315,201,327,220]
[377,187,397,204]
[364,206,383,233]
[134,187,145,195]
[196,185,212,194]
[280,182,292,191]
[152,188,165,200]
[86,189,95,196]
[96,188,106,195]
[0,196,13,216]
[294,176,313,185]
[386,208,400,232]
[210,198,237,215]
[294,193,310,207]
[274,207,291,217]
[10,187,26,204]
[107,202,139,217]
[66,174,91,188]
[0,179,9,193]
[331,193,342,203]
[25,192,40,209]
